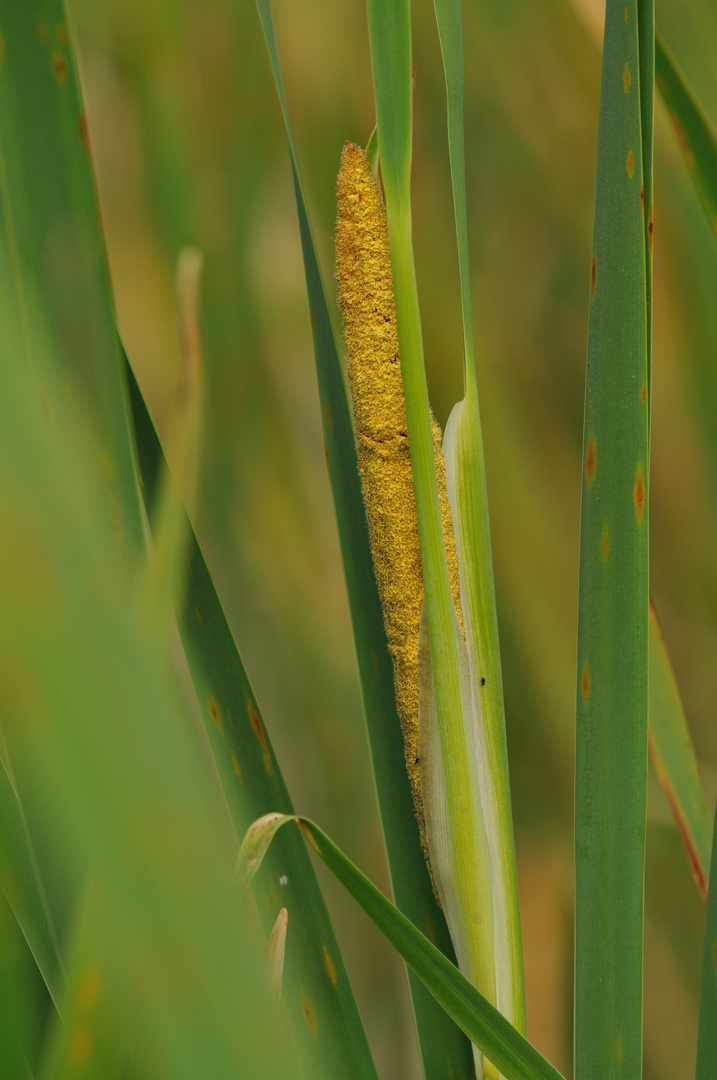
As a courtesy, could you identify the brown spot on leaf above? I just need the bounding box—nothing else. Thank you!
[600,523,609,561]
[323,399,332,432]
[615,1034,623,1063]
[230,750,242,778]
[322,946,338,985]
[209,695,222,730]
[641,384,646,403]
[53,52,67,83]
[648,204,653,253]
[295,818,320,853]
[624,5,628,21]
[194,604,202,626]
[626,150,634,179]
[623,62,631,94]
[640,183,645,208]
[590,253,597,296]
[581,662,591,704]
[300,992,318,1038]
[248,701,272,771]
[57,23,68,46]
[585,434,596,486]
[633,465,645,522]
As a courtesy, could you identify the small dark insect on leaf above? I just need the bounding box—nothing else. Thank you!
[481,677,486,686]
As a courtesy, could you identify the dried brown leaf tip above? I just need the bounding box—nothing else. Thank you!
[335,142,462,867]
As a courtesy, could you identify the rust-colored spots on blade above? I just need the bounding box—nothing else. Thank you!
[53,52,68,83]
[322,946,338,985]
[208,695,222,730]
[230,749,242,778]
[300,992,317,1038]
[248,701,272,772]
[193,604,202,627]
[626,150,634,180]
[623,62,631,94]
[633,465,645,522]
[624,5,628,20]
[323,398,332,432]
[590,253,597,297]
[600,522,610,561]
[640,183,645,208]
[585,434,596,486]
[57,23,69,46]
[648,204,654,253]
[581,661,591,705]
[79,113,90,153]
[295,818,320,853]
[615,1034,623,1064]
[641,383,647,403]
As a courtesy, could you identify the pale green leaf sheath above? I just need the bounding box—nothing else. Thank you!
[575,3,651,1079]
[432,0,526,1046]
[363,4,520,1076]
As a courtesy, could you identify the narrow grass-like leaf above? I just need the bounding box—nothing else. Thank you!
[648,602,712,898]
[656,31,717,235]
[254,3,474,1076]
[433,0,526,1036]
[238,814,565,1080]
[0,0,143,555]
[575,3,651,1079]
[696,801,717,1080]
[126,357,378,1080]
[0,758,62,1013]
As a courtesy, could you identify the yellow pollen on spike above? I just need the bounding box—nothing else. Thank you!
[335,142,463,866]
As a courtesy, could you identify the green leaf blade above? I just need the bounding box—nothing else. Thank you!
[0,0,143,554]
[240,814,565,1080]
[575,3,651,1078]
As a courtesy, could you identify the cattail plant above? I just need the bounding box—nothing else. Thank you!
[0,1,716,1079]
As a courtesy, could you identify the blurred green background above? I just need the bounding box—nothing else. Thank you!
[67,0,717,1075]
